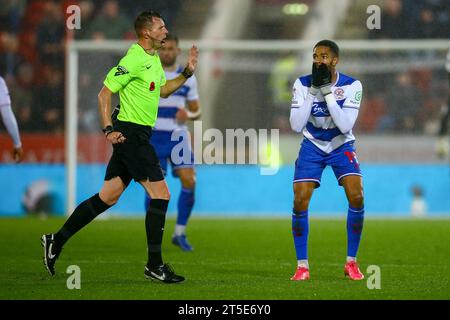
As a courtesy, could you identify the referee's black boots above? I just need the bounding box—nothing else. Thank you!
[41,234,62,276]
[144,263,185,283]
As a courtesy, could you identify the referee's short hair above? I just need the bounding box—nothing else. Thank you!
[134,10,163,37]
[314,40,339,57]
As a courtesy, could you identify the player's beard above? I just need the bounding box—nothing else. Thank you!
[161,57,177,68]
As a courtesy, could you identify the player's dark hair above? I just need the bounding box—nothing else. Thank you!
[134,10,163,37]
[314,40,339,57]
[164,33,179,45]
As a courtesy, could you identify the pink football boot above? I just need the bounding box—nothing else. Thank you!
[290,267,310,281]
[344,261,364,280]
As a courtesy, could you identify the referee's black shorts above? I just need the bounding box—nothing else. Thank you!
[104,120,164,186]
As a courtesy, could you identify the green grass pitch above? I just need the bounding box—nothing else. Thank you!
[0,216,449,300]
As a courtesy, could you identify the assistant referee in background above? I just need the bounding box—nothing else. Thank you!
[41,10,198,283]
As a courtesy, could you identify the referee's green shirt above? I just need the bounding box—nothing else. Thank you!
[104,43,166,126]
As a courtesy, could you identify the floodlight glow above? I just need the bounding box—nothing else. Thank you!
[282,3,309,15]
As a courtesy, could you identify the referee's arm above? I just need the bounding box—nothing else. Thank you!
[160,74,190,98]
[98,86,113,129]
[160,45,198,98]
[98,85,126,144]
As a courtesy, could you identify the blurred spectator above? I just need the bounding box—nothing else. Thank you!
[416,8,436,39]
[7,63,39,132]
[369,0,410,39]
[33,65,64,133]
[268,51,297,133]
[356,96,386,133]
[85,0,132,40]
[369,0,449,39]
[382,72,423,133]
[269,51,297,107]
[73,0,95,39]
[36,1,66,68]
[0,31,21,77]
[0,30,29,80]
[416,0,450,38]
[0,0,446,136]
[0,0,26,34]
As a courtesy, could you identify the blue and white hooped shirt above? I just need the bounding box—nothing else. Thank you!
[153,65,199,132]
[291,72,363,153]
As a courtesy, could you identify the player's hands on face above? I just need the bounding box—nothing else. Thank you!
[107,131,126,144]
[319,63,332,86]
[13,147,24,163]
[311,63,321,88]
[186,45,198,73]
[175,109,188,124]
[311,63,332,96]
[312,63,331,87]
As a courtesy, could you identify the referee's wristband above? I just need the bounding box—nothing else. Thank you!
[102,125,114,136]
[181,66,194,79]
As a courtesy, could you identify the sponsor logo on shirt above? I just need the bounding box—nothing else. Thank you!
[312,103,330,116]
[114,66,129,76]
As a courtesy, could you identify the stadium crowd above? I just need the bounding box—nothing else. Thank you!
[0,0,182,133]
[356,0,449,134]
[267,0,449,134]
[0,0,448,134]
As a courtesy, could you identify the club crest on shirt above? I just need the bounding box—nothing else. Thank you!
[334,88,345,100]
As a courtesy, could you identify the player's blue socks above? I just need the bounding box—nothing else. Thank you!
[347,206,365,258]
[177,188,195,227]
[292,210,309,260]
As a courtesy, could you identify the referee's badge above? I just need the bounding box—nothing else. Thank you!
[334,88,344,100]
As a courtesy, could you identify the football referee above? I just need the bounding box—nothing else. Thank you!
[41,11,198,283]
[436,43,450,159]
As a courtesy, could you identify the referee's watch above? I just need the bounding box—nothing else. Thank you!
[102,125,114,136]
[181,66,194,79]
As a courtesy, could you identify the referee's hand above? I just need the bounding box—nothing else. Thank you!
[107,131,126,144]
[186,45,198,73]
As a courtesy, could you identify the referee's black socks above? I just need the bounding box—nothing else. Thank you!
[54,193,111,248]
[145,199,169,269]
